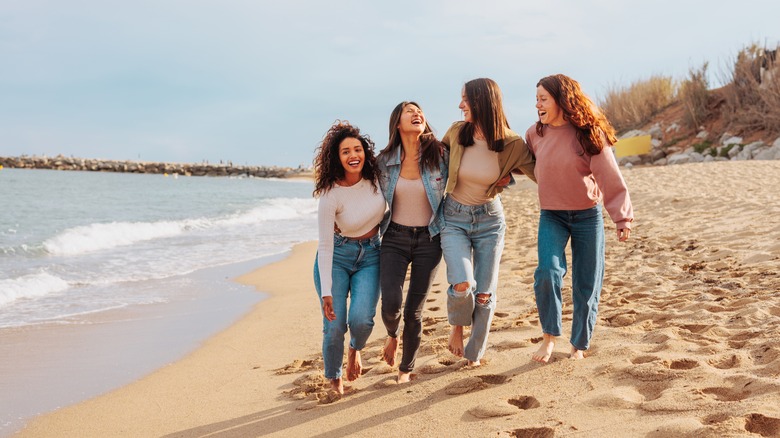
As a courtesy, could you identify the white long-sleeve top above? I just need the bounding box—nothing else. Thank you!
[317,178,386,297]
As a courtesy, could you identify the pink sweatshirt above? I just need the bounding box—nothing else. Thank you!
[525,123,633,229]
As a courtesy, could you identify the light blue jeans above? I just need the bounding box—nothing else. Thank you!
[534,205,605,351]
[313,234,381,380]
[440,196,505,362]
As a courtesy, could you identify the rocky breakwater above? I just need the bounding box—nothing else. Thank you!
[0,155,310,178]
[615,122,780,167]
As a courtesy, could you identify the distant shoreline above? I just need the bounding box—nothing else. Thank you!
[0,155,313,179]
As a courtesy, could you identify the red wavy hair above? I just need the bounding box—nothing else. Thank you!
[535,74,617,156]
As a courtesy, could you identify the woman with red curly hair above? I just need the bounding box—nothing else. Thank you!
[313,121,386,394]
[525,74,633,363]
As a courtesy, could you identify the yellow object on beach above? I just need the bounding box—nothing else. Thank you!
[614,135,652,158]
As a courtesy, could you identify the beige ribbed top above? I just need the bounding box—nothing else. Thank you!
[450,138,501,205]
[391,176,433,227]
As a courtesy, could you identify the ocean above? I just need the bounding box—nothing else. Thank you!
[0,168,317,435]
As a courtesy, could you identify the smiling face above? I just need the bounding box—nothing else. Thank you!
[338,136,365,180]
[459,86,473,123]
[536,85,565,126]
[397,103,425,135]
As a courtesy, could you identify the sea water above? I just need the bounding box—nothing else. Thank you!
[0,168,317,328]
[0,168,317,435]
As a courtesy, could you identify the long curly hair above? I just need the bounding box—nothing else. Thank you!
[458,78,510,152]
[312,120,381,197]
[381,101,445,171]
[535,74,617,156]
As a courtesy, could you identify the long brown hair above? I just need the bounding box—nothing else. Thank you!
[381,101,444,170]
[458,78,510,152]
[535,74,617,156]
[312,120,380,197]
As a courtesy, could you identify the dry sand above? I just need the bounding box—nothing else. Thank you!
[15,160,780,437]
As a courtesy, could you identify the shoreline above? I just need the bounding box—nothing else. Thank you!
[0,254,285,437]
[13,161,780,437]
[14,241,328,437]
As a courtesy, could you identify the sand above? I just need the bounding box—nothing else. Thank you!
[15,160,780,437]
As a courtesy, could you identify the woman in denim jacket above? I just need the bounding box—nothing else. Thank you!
[376,101,448,383]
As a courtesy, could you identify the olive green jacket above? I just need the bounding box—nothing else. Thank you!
[442,121,537,198]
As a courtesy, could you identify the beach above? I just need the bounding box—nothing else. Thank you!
[14,160,780,437]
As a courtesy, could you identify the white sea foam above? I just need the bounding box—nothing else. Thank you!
[0,272,70,307]
[219,198,317,225]
[42,197,316,257]
[43,221,186,256]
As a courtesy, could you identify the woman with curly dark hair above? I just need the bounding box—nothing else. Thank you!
[313,120,386,394]
[525,74,633,363]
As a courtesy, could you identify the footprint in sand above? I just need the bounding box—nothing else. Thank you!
[444,374,510,395]
[745,413,780,437]
[373,377,399,389]
[708,353,748,370]
[275,358,318,375]
[317,389,344,405]
[285,373,337,402]
[666,358,699,370]
[701,386,751,402]
[494,340,530,351]
[365,362,394,376]
[751,344,780,365]
[586,386,643,410]
[630,355,661,365]
[468,402,517,418]
[501,427,555,438]
[417,363,449,374]
[445,377,487,395]
[508,395,541,410]
[428,306,441,311]
[423,315,445,325]
[606,313,636,327]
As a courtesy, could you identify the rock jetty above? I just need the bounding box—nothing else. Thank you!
[0,155,311,178]
[616,123,780,167]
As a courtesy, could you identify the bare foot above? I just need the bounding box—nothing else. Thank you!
[467,360,481,367]
[570,346,585,360]
[330,377,344,394]
[532,334,556,363]
[383,337,398,366]
[346,347,362,381]
[397,371,412,384]
[449,326,464,357]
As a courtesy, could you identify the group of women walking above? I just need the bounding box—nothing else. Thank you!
[311,74,634,394]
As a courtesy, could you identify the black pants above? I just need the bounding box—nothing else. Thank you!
[380,222,442,373]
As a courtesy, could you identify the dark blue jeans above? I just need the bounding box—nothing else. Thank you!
[534,205,605,351]
[380,222,442,373]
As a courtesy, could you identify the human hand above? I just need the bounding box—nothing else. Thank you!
[322,296,336,321]
[617,227,631,242]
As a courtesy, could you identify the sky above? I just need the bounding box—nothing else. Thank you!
[2,1,779,168]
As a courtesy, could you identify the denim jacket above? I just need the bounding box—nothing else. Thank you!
[377,146,449,237]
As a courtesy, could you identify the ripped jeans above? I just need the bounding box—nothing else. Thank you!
[440,196,505,362]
